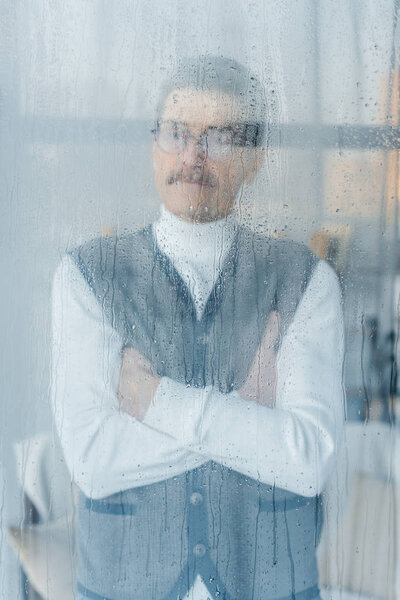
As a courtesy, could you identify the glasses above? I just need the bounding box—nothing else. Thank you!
[151,120,264,161]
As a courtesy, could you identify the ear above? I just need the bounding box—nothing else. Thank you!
[243,147,266,184]
[152,137,162,164]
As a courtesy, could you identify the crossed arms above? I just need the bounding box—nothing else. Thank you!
[51,254,345,500]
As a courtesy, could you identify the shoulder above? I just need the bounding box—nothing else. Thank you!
[67,225,152,264]
[284,259,343,344]
[51,254,102,321]
[303,259,342,309]
[66,225,153,287]
[237,224,319,275]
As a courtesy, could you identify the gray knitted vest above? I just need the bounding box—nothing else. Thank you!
[69,223,322,600]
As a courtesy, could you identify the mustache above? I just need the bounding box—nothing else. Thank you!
[167,172,216,187]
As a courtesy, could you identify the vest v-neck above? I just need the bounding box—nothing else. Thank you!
[150,223,240,324]
[151,206,239,322]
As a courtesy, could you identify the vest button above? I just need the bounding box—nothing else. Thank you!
[190,492,203,506]
[193,543,206,557]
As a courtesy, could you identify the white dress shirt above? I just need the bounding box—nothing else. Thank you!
[52,204,345,600]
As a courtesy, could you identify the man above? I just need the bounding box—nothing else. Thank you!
[51,55,344,600]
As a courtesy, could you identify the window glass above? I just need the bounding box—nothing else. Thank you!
[1,2,399,598]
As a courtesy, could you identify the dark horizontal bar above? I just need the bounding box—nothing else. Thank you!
[274,123,400,150]
[84,497,137,515]
[16,116,400,150]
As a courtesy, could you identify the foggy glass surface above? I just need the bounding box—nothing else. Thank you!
[1,1,399,599]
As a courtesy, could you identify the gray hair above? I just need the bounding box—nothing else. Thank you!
[156,55,267,145]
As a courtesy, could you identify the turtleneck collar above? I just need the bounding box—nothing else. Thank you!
[152,204,237,266]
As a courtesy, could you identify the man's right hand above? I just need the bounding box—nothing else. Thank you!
[117,347,161,421]
[239,310,280,407]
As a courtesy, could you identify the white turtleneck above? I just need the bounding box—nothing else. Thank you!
[153,204,237,319]
[52,205,344,600]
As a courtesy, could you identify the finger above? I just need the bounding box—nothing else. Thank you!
[240,310,280,407]
[122,347,155,374]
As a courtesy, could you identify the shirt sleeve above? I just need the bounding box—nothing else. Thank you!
[51,255,207,500]
[143,259,345,497]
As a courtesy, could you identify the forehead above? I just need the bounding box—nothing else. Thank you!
[161,88,242,127]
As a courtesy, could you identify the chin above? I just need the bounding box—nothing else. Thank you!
[163,192,232,223]
[187,205,230,223]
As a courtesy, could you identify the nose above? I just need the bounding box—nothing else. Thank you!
[181,135,206,167]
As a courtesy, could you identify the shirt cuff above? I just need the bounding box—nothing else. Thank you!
[143,376,208,446]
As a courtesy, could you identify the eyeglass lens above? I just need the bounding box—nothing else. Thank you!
[155,121,259,159]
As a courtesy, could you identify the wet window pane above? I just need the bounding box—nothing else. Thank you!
[1,2,399,599]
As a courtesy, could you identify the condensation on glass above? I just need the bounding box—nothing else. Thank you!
[1,2,399,599]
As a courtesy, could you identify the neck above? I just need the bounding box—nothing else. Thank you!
[153,204,237,260]
[174,209,233,224]
[158,203,236,228]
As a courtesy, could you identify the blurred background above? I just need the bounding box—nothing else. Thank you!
[1,1,400,598]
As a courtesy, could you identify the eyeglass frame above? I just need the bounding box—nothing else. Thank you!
[151,119,266,160]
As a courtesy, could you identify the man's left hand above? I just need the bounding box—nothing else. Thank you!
[117,347,161,421]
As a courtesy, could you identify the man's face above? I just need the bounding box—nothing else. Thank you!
[152,88,262,222]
